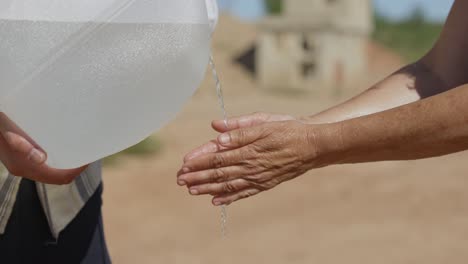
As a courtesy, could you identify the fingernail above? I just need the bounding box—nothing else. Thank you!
[213,200,222,206]
[177,180,186,186]
[190,189,199,195]
[218,134,230,145]
[182,167,190,173]
[28,148,46,164]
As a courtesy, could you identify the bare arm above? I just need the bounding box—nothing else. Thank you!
[179,83,468,205]
[177,0,468,205]
[303,62,446,123]
[304,0,468,124]
[201,0,468,136]
[318,84,468,165]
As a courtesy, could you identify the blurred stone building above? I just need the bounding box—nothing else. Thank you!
[256,0,373,92]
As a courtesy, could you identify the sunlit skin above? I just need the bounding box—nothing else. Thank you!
[0,113,87,184]
[178,0,468,206]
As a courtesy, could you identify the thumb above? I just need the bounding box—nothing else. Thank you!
[217,127,263,148]
[212,112,271,133]
[1,132,46,164]
[0,113,46,165]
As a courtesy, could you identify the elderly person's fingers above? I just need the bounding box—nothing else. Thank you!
[178,166,252,186]
[183,140,227,163]
[187,178,251,195]
[212,112,295,133]
[181,147,251,174]
[179,120,321,206]
[216,126,265,149]
[211,112,270,133]
[212,189,261,206]
[183,119,266,162]
[183,113,296,163]
[181,127,264,173]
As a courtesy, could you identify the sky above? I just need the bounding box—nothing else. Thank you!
[217,0,454,22]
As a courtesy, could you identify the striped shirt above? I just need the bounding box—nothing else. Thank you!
[0,161,102,238]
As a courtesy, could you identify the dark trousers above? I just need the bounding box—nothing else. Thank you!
[0,179,111,264]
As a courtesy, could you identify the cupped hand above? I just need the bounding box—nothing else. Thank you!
[183,112,296,162]
[0,113,87,184]
[178,119,322,206]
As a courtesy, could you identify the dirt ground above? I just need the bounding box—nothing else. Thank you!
[102,16,468,264]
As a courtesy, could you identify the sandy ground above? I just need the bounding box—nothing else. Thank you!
[102,16,468,264]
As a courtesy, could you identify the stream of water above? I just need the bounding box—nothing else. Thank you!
[209,55,228,239]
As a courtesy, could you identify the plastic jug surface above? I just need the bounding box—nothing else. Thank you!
[0,0,216,168]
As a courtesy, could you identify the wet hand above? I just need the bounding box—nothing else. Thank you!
[178,120,321,206]
[183,112,296,161]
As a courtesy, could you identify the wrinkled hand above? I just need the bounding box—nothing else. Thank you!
[0,113,87,184]
[183,112,296,161]
[178,115,320,206]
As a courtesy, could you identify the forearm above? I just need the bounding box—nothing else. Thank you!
[315,84,468,166]
[302,61,449,124]
[304,0,468,125]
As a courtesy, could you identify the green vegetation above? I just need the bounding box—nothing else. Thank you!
[265,0,282,15]
[373,8,444,62]
[103,137,162,166]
